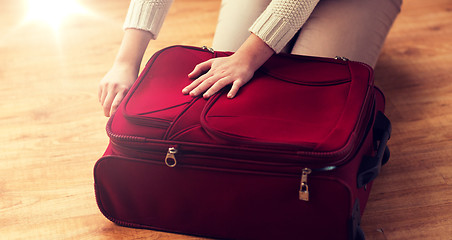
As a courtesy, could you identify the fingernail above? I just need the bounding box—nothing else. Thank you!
[227,93,234,98]
[190,91,196,96]
[182,88,188,94]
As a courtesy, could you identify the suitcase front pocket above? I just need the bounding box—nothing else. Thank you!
[202,72,370,153]
[94,154,353,240]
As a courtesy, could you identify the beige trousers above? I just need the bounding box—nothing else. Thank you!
[212,0,402,68]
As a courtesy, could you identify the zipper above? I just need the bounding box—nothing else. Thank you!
[334,56,349,61]
[107,109,345,164]
[164,147,178,167]
[299,168,312,201]
[160,145,335,202]
[106,117,147,143]
[202,46,215,53]
[107,116,355,166]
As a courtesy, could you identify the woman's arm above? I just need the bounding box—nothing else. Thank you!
[98,29,152,117]
[183,33,274,99]
[99,0,173,117]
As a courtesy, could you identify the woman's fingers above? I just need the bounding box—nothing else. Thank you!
[98,63,137,117]
[189,74,221,97]
[99,82,129,117]
[98,85,103,103]
[182,71,213,95]
[109,88,128,117]
[184,60,214,95]
[102,91,115,117]
[188,59,213,79]
[185,74,243,99]
[184,56,254,98]
[202,76,232,98]
[99,84,108,105]
[227,79,246,98]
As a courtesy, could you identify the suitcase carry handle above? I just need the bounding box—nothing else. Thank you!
[357,111,391,188]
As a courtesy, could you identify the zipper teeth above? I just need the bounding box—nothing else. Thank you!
[110,139,338,173]
[106,118,147,143]
[178,152,321,168]
[107,131,146,143]
[106,118,353,166]
[108,113,346,161]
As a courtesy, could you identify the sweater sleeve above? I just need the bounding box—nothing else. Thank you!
[123,0,174,39]
[249,0,319,53]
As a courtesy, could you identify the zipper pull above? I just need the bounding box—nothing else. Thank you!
[299,168,312,201]
[202,46,215,54]
[165,147,178,167]
[334,56,349,61]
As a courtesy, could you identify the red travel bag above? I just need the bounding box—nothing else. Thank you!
[94,45,391,240]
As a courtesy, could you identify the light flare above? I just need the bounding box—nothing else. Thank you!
[25,0,87,30]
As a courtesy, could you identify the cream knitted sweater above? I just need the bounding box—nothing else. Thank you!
[123,0,319,53]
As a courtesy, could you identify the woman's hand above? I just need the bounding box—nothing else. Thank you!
[98,64,137,117]
[98,29,152,117]
[183,55,255,99]
[183,33,275,99]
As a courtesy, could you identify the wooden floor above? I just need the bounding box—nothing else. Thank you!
[1,0,451,239]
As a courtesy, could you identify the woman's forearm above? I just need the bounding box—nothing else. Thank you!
[113,29,153,74]
[233,33,275,72]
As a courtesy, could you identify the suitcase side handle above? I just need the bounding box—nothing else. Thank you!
[357,111,392,188]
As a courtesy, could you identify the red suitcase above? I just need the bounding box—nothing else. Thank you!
[94,45,391,240]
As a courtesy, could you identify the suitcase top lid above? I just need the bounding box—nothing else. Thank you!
[110,45,376,164]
